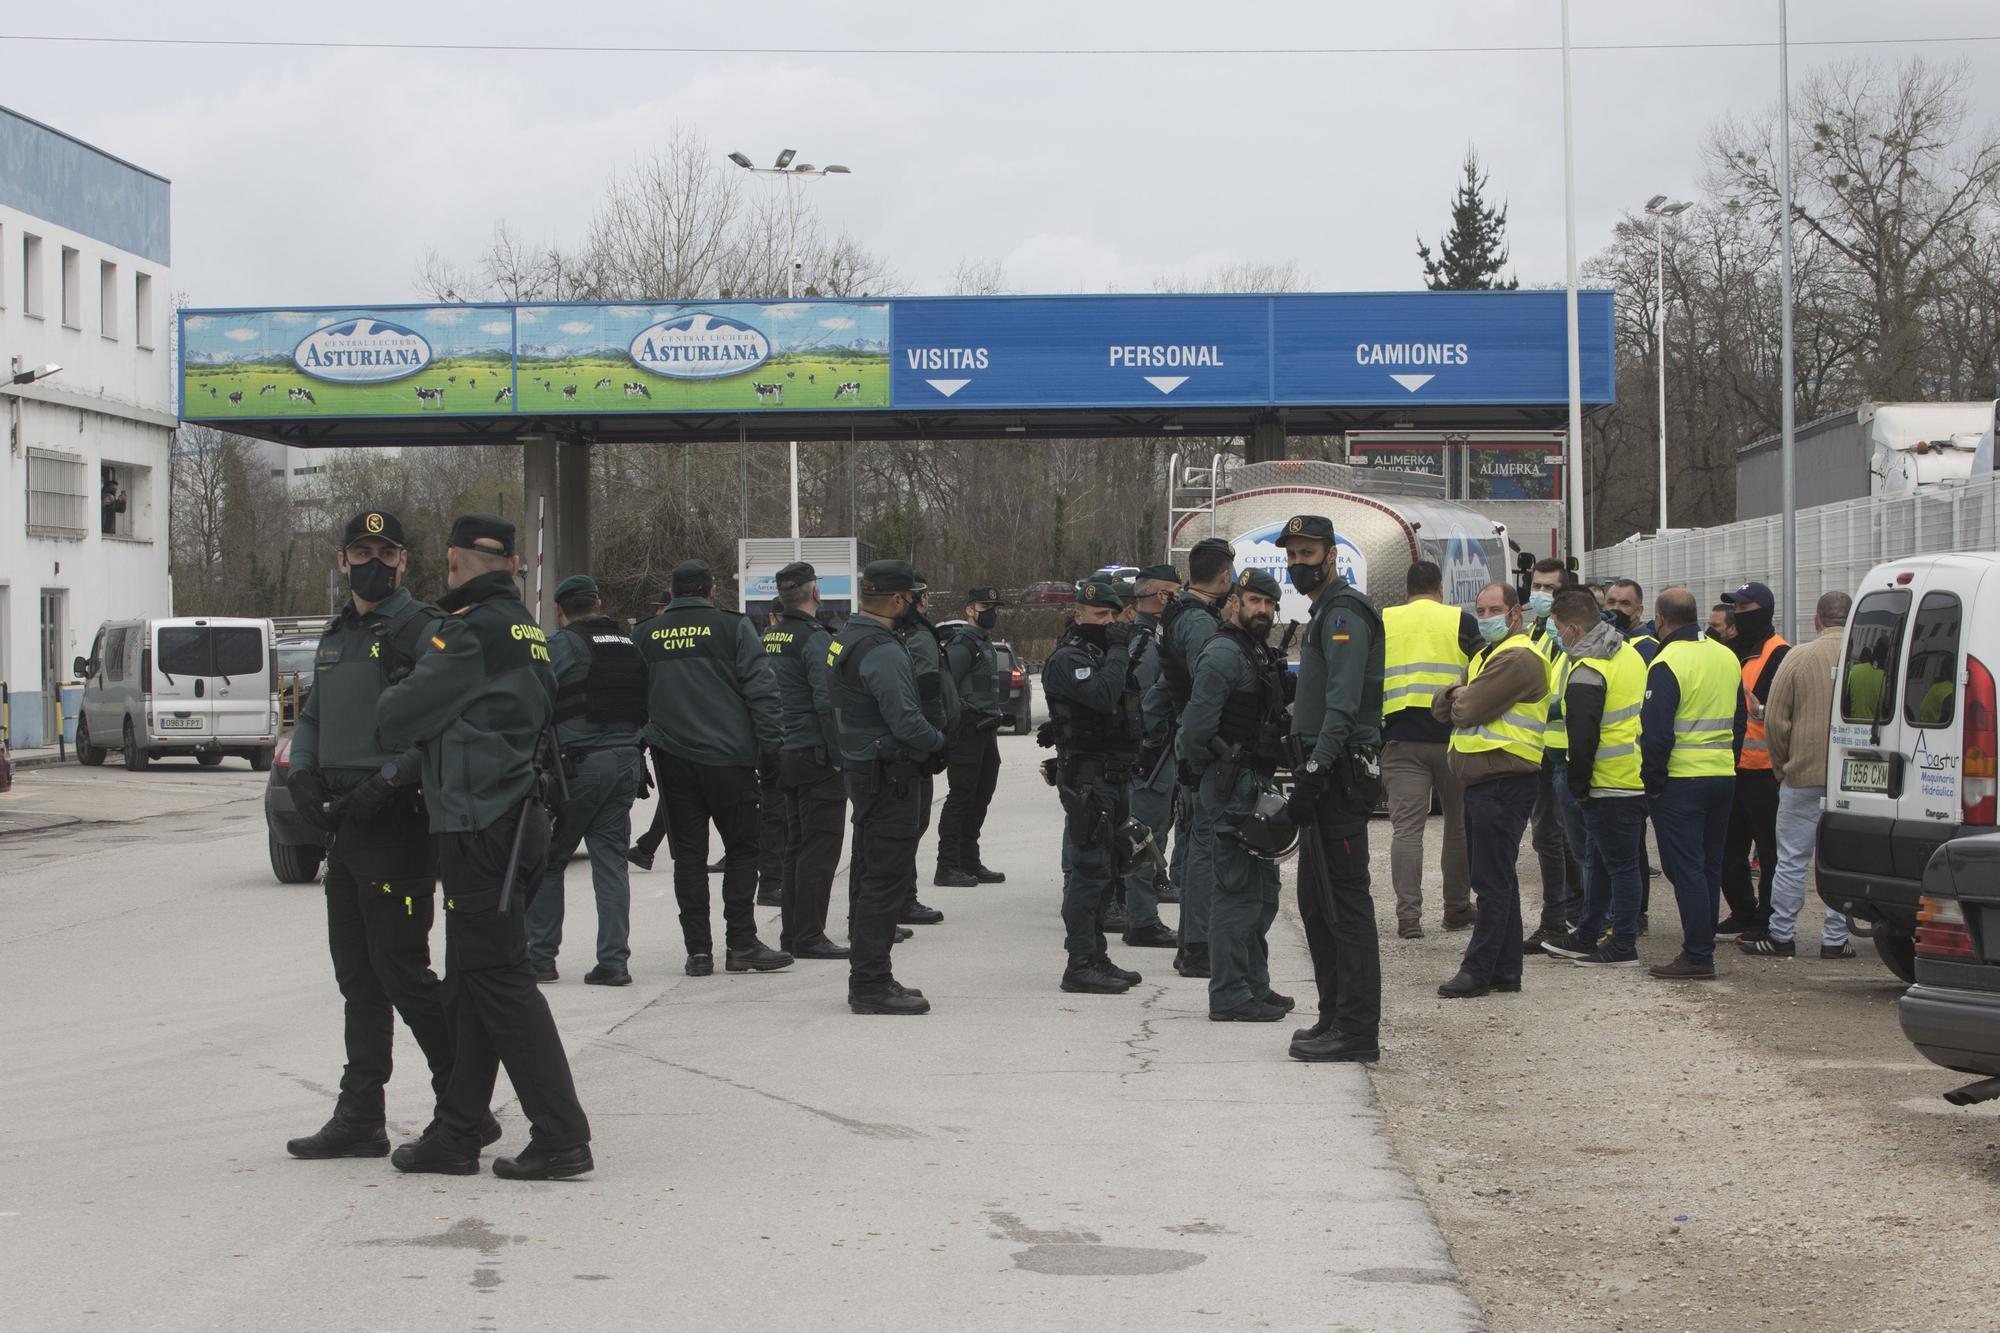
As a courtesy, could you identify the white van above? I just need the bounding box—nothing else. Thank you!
[74,617,280,771]
[1819,553,2000,979]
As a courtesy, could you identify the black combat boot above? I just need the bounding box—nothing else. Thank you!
[286,1114,389,1160]
[1061,955,1133,995]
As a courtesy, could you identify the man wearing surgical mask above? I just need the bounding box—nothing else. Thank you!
[1522,558,1584,956]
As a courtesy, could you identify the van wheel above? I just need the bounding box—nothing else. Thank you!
[197,753,224,767]
[250,746,275,773]
[1874,932,1917,984]
[76,716,106,766]
[269,833,323,884]
[122,719,150,771]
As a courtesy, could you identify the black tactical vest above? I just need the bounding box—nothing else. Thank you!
[1211,622,1291,773]
[556,616,647,726]
[1159,594,1221,711]
[828,619,904,739]
[1048,629,1146,757]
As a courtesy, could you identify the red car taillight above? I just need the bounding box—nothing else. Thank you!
[1010,668,1024,687]
[1964,654,1996,825]
[1914,895,1976,962]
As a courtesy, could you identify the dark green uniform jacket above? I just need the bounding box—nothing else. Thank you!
[1293,577,1385,768]
[634,596,783,767]
[827,615,945,765]
[378,570,558,833]
[904,616,962,737]
[1177,622,1287,773]
[1044,628,1142,758]
[549,615,645,751]
[764,609,838,754]
[1143,591,1223,747]
[289,585,439,789]
[943,623,1001,725]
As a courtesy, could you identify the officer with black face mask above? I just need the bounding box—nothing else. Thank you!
[285,511,497,1162]
[936,585,1008,887]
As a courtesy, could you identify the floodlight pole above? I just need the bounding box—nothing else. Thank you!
[1776,0,1800,640]
[1560,0,1586,571]
[1645,197,1691,533]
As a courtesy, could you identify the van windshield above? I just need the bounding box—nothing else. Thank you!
[156,626,267,680]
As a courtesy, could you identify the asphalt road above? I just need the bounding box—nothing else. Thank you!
[0,739,1477,1332]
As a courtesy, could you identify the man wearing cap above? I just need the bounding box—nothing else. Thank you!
[525,574,647,987]
[1043,575,1148,996]
[763,563,850,960]
[284,510,475,1163]
[378,514,592,1181]
[1278,514,1386,1062]
[896,577,957,926]
[756,599,790,909]
[1117,565,1182,949]
[633,560,791,977]
[826,561,945,1014]
[1178,568,1294,1021]
[935,585,1010,888]
[1716,580,1790,941]
[1144,536,1237,979]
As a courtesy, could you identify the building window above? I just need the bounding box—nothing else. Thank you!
[22,232,44,318]
[135,272,155,349]
[60,245,81,329]
[26,447,89,538]
[99,260,119,339]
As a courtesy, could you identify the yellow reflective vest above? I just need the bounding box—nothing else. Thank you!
[1572,641,1647,791]
[1381,598,1469,719]
[1449,633,1549,766]
[1655,635,1739,778]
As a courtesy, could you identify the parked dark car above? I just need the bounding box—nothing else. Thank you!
[1019,581,1076,605]
[265,735,330,883]
[1900,832,2000,1106]
[993,640,1033,734]
[274,637,318,724]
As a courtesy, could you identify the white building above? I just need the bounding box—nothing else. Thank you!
[0,106,175,748]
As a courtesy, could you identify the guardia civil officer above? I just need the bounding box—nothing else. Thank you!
[1119,565,1181,949]
[762,562,850,960]
[1142,536,1237,979]
[378,514,592,1180]
[633,560,791,976]
[1277,514,1386,1065]
[525,574,646,987]
[934,585,1008,887]
[827,561,945,1014]
[1042,575,1146,996]
[756,598,790,909]
[897,577,957,925]
[284,509,488,1161]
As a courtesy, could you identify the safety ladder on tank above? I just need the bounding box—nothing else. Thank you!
[1165,452,1229,565]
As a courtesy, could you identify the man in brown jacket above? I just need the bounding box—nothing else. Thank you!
[1431,582,1550,998]
[1741,590,1856,959]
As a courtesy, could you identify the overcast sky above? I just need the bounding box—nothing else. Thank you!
[6,1,1996,306]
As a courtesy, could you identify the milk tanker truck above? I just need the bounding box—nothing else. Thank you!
[1166,459,1520,620]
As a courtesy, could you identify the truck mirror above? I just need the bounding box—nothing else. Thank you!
[73,656,91,678]
[1514,552,1535,574]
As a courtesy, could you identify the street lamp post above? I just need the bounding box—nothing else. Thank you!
[727,150,852,544]
[1775,0,1800,640]
[1645,195,1692,533]
[1559,0,1586,571]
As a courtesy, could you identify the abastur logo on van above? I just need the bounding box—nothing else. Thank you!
[293,319,433,384]
[629,312,772,380]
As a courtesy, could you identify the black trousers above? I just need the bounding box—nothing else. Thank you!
[657,750,762,954]
[435,805,589,1152]
[324,802,451,1125]
[1723,768,1781,929]
[1296,798,1382,1039]
[781,755,847,950]
[632,744,676,858]
[757,768,787,897]
[1460,773,1538,982]
[846,768,921,991]
[900,773,935,911]
[937,729,1001,870]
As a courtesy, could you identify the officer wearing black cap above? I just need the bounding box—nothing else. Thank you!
[894,575,957,926]
[1276,513,1386,1064]
[525,574,647,987]
[935,584,1009,888]
[1042,575,1147,996]
[284,509,477,1163]
[762,562,850,959]
[1143,535,1237,979]
[378,513,593,1180]
[1178,567,1295,1021]
[754,598,789,909]
[1118,563,1184,950]
[827,560,944,1014]
[633,559,790,977]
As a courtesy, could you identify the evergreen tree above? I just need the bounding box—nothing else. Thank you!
[1416,149,1519,291]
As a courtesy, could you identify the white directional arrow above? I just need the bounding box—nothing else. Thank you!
[925,378,970,398]
[1390,373,1435,393]
[1144,375,1188,395]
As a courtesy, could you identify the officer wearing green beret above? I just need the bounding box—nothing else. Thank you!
[377,513,593,1180]
[935,584,1009,888]
[284,509,475,1163]
[525,574,647,988]
[633,559,791,977]
[1276,513,1386,1064]
[1042,575,1147,996]
[827,561,944,1014]
[762,563,850,960]
[896,575,958,927]
[1143,536,1237,979]
[1119,563,1183,950]
[1177,567,1296,1021]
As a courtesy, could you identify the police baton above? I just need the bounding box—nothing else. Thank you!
[497,723,567,914]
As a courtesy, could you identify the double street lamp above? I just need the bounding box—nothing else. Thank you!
[726,149,852,542]
[1645,195,1692,533]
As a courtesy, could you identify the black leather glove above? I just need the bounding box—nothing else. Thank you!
[1104,622,1132,652]
[1175,759,1198,790]
[1136,743,1164,779]
[1284,761,1327,825]
[286,768,338,833]
[925,746,951,776]
[342,769,398,825]
[757,751,781,785]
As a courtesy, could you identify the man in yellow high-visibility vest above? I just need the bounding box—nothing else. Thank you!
[1641,586,1744,981]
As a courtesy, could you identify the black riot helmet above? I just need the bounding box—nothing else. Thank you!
[1224,786,1301,860]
